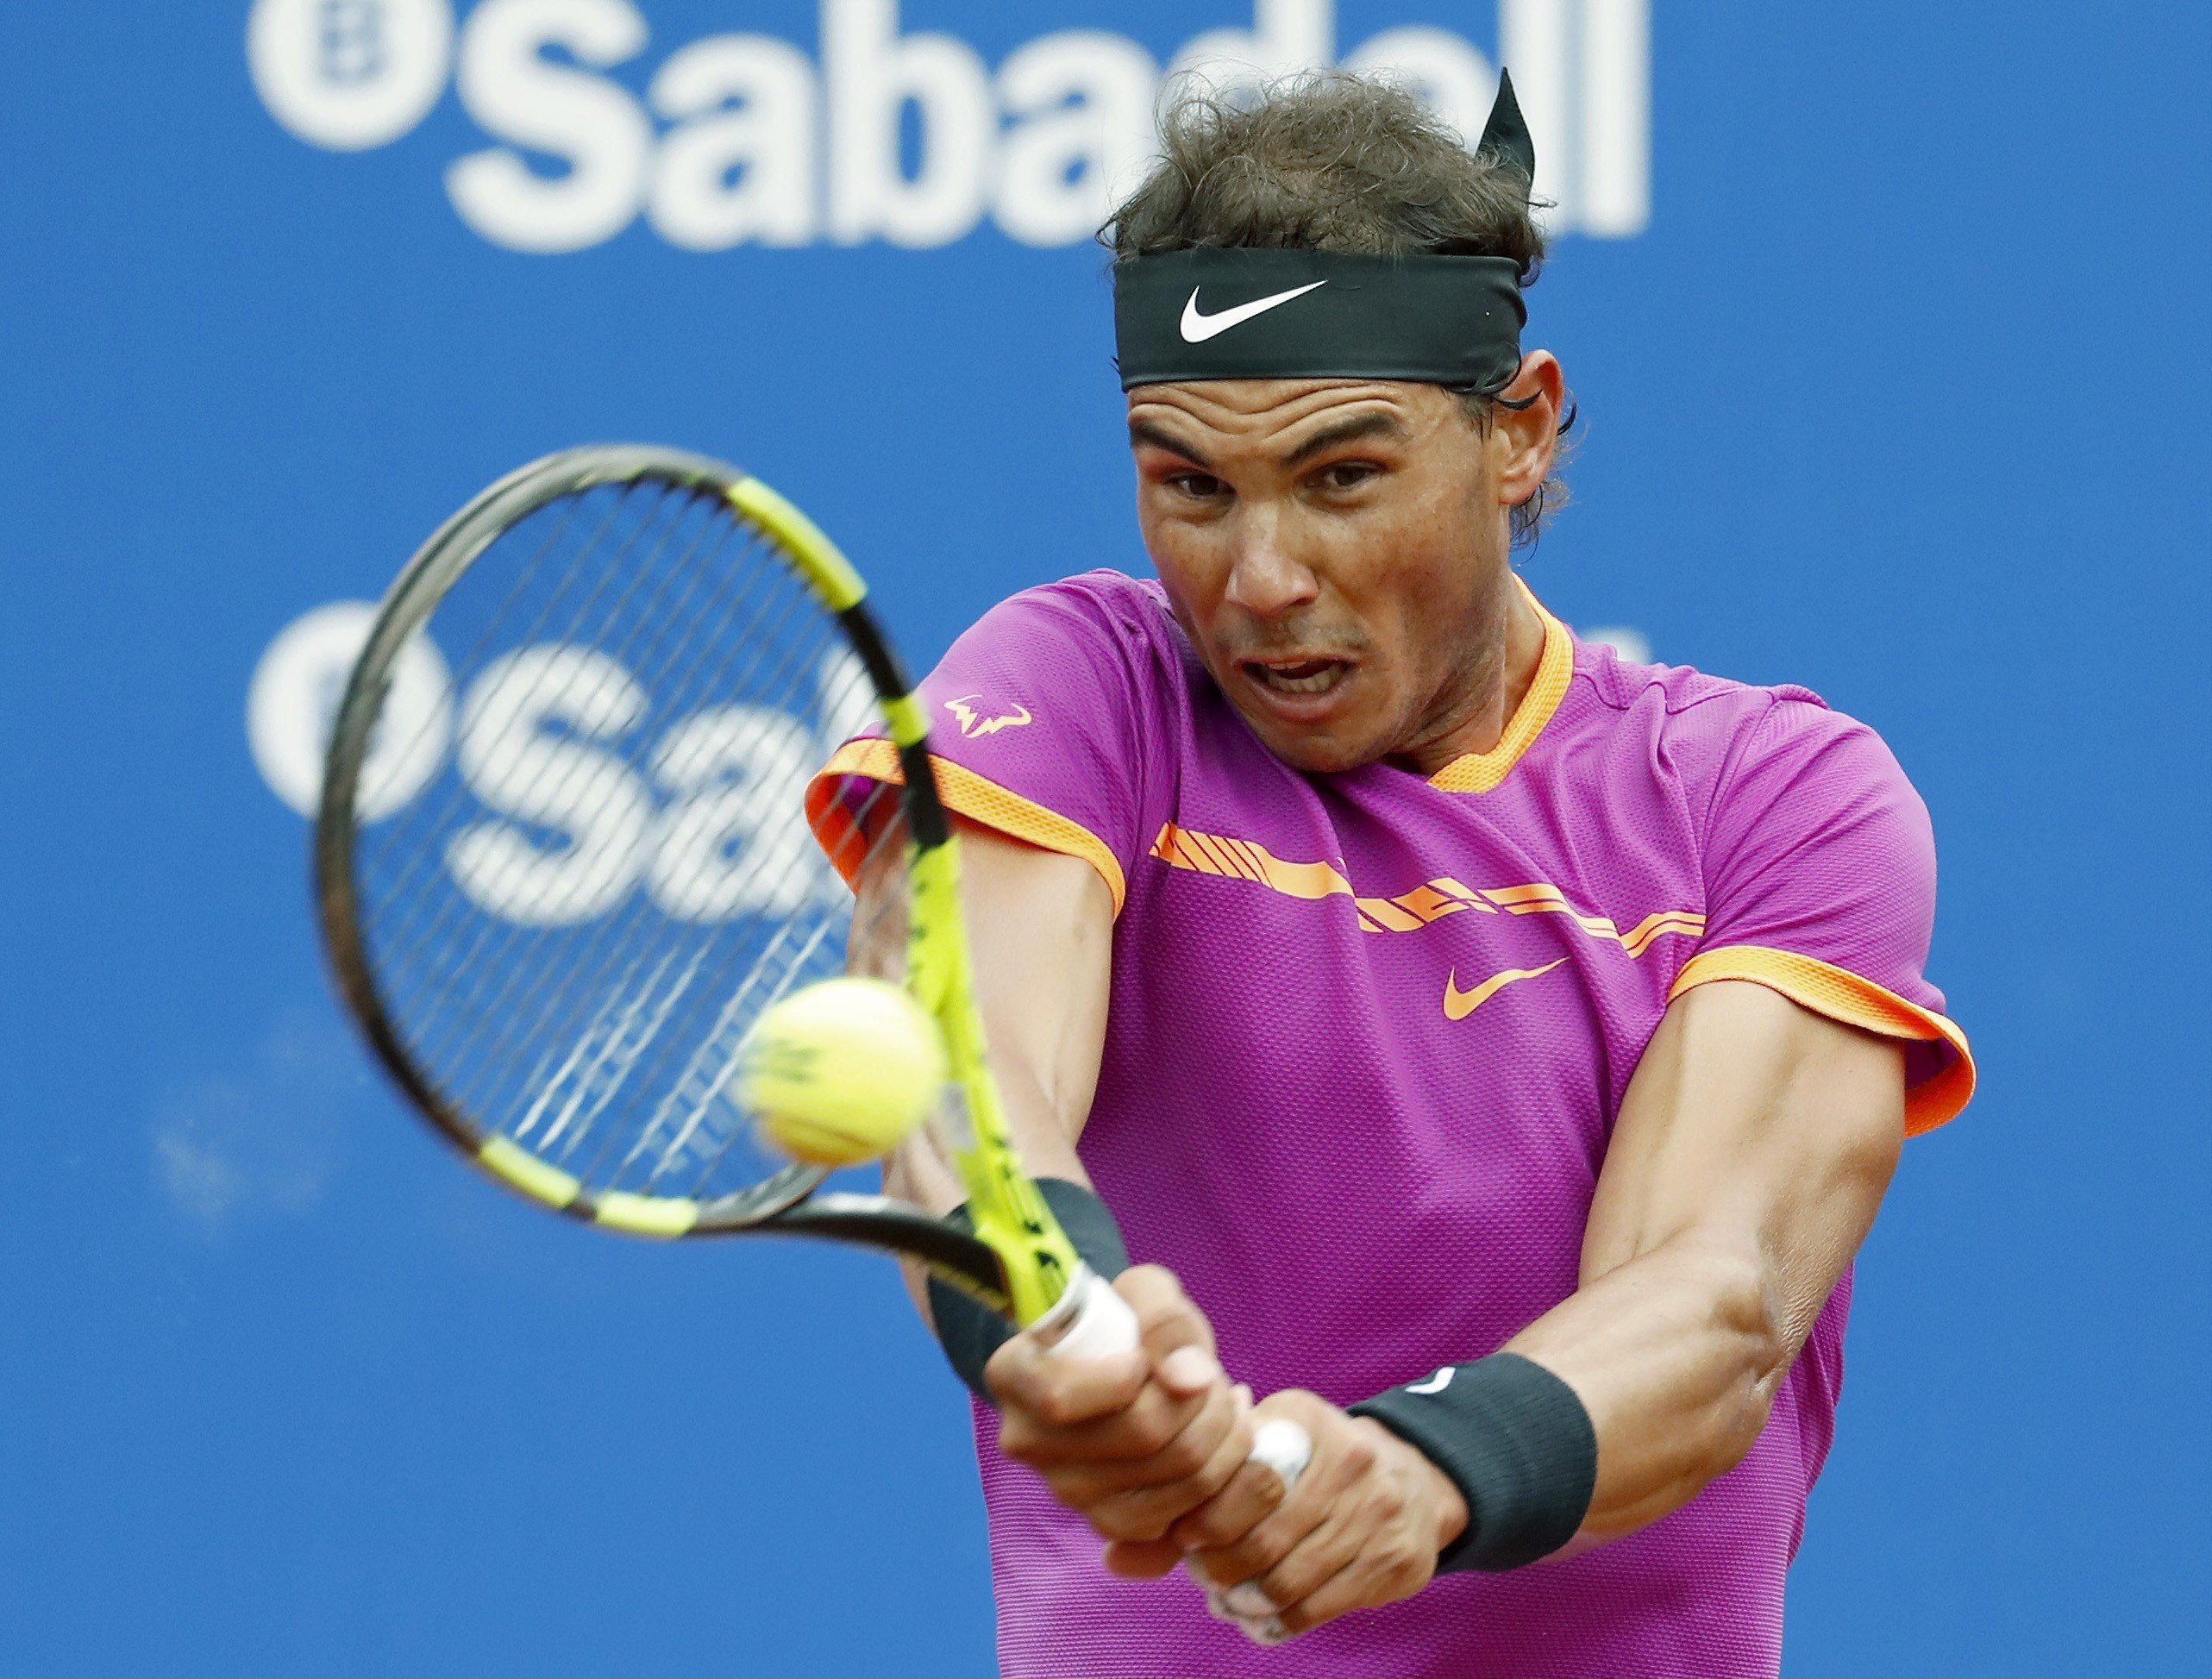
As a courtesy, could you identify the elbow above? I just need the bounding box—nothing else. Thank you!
[1683,1242,1791,1477]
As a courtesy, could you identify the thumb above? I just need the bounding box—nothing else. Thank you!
[1114,1265,1224,1397]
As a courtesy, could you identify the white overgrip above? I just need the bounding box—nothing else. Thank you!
[1206,1415,1314,1645]
[1031,1264,1143,1360]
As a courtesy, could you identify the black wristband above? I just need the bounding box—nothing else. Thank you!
[924,1179,1130,1401]
[1348,1353,1597,1572]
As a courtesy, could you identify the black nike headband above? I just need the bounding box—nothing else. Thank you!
[1112,71,1536,394]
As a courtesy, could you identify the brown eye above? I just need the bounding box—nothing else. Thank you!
[1321,462,1378,491]
[1172,473,1226,499]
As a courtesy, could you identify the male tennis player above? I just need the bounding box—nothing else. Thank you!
[810,72,1971,1677]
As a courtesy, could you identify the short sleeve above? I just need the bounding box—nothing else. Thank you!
[806,573,1172,915]
[1670,694,1975,1133]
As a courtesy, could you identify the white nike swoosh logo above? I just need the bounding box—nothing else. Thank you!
[1178,280,1329,343]
[1407,1367,1455,1395]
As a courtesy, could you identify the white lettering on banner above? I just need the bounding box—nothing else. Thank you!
[646,707,820,921]
[993,31,1160,247]
[248,606,1644,922]
[448,645,656,924]
[250,0,1651,247]
[825,0,994,248]
[648,34,820,248]
[248,605,867,927]
[1169,0,1332,97]
[445,0,655,254]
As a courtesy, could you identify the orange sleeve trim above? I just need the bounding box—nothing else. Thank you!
[1669,946,1976,1136]
[805,737,1128,916]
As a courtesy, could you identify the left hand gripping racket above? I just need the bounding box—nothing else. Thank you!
[315,444,1135,1355]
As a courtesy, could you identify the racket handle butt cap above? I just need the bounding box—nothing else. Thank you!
[1032,1265,1142,1362]
[1250,1417,1313,1489]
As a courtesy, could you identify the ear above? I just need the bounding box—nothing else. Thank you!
[1490,352,1565,508]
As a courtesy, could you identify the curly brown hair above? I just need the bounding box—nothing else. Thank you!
[1105,72,1572,547]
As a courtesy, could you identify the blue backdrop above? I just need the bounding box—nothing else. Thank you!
[4,3,2206,1673]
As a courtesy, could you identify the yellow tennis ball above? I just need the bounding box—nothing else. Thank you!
[736,977,947,1167]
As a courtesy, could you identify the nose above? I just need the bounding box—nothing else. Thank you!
[1222,510,1320,620]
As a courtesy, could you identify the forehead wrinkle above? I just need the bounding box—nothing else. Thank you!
[1127,379,1420,455]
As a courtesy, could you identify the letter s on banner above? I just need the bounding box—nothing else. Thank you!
[447,648,654,925]
[446,0,655,254]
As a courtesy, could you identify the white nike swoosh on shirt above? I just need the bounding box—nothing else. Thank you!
[1407,1366,1455,1395]
[1178,280,1329,343]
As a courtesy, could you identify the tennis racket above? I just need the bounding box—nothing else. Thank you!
[314,443,1137,1354]
[314,446,1310,1610]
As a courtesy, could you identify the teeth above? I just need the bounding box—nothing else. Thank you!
[1256,662,1344,695]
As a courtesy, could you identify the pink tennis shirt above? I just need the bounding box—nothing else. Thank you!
[808,570,1973,1678]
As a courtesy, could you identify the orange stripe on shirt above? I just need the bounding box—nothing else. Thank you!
[1668,946,1976,1133]
[807,737,1128,915]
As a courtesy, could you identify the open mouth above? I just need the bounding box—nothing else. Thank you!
[1244,657,1352,697]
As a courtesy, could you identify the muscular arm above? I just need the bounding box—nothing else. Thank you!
[1508,978,1905,1543]
[1161,979,1908,1636]
[855,812,1252,1521]
[850,814,1112,1244]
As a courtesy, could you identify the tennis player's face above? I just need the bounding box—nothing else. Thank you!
[1129,373,1551,774]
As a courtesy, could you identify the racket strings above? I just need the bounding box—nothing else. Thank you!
[677,774,909,1200]
[372,492,747,1130]
[369,480,679,974]
[390,490,753,1085]
[374,524,829,1189]
[352,474,917,1206]
[401,494,781,1144]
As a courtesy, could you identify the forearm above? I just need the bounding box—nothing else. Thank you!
[850,817,1112,1327]
[1502,1235,1788,1542]
[1496,983,1904,1547]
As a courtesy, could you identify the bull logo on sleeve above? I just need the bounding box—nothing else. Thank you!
[944,695,1035,739]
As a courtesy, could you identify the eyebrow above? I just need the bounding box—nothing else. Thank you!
[1128,418,1213,469]
[1280,411,1408,469]
[1126,409,1408,473]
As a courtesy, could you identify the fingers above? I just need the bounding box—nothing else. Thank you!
[985,1329,1147,1427]
[985,1265,1214,1425]
[1025,1372,1243,1513]
[1182,1394,1357,1588]
[1076,1381,1257,1540]
[1263,1532,1435,1639]
[1119,1265,1221,1398]
[1200,1414,1446,1645]
[1100,1538,1185,1579]
[1168,1446,1295,1552]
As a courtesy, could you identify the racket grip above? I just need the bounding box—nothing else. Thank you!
[1247,1417,1313,1489]
[1030,1265,1142,1362]
[1206,1417,1314,1644]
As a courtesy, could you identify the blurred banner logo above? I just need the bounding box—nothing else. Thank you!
[249,0,455,149]
[248,600,1646,926]
[247,0,1651,253]
[248,605,866,925]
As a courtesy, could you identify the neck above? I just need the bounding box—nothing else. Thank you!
[1391,573,1548,777]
